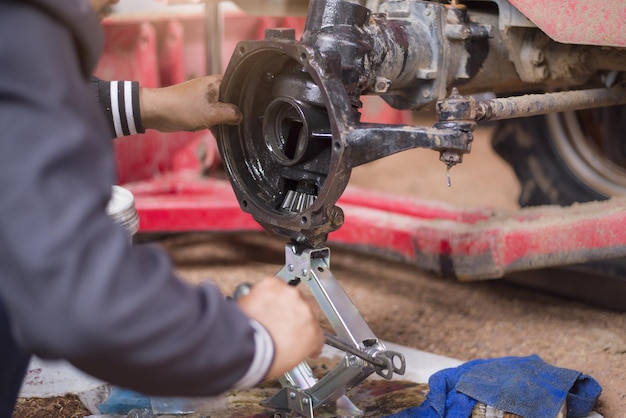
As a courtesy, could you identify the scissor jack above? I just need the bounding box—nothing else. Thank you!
[261,243,406,418]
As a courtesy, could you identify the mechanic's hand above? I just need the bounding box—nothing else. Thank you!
[236,277,325,380]
[139,74,242,132]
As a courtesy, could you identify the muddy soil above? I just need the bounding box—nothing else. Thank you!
[13,395,89,418]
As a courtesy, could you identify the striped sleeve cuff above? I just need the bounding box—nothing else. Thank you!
[232,319,275,389]
[97,80,145,138]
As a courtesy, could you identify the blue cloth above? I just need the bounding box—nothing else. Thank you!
[97,387,199,415]
[97,387,152,415]
[386,355,601,418]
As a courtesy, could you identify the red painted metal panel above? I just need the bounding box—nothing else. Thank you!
[509,0,626,47]
[126,176,626,281]
[334,194,626,279]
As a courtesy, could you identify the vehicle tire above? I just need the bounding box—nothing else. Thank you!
[491,106,626,311]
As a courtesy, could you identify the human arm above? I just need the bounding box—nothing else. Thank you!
[140,74,242,132]
[237,277,326,380]
[91,75,242,137]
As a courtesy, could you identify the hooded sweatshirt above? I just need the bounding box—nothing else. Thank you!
[0,0,273,396]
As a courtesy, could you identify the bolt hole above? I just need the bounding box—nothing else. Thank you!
[300,52,307,61]
[317,266,324,272]
[238,46,246,55]
[300,216,308,224]
[241,200,248,208]
[333,141,341,151]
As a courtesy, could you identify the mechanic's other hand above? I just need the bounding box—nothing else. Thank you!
[237,277,325,380]
[139,74,242,132]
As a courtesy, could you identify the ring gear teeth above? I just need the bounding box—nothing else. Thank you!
[281,190,317,213]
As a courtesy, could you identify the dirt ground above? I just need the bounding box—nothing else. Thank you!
[158,121,625,417]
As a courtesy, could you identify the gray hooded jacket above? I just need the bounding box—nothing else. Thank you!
[0,0,273,396]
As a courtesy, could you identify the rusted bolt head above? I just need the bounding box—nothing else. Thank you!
[373,77,391,93]
[440,150,463,166]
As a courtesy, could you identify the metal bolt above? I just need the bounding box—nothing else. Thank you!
[373,77,391,93]
[440,150,463,166]
[331,206,345,229]
[287,264,294,272]
[301,269,308,277]
[289,391,296,399]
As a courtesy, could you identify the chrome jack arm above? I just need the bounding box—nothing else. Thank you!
[262,243,406,417]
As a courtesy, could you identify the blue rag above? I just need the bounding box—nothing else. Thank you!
[97,387,152,414]
[385,355,601,418]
